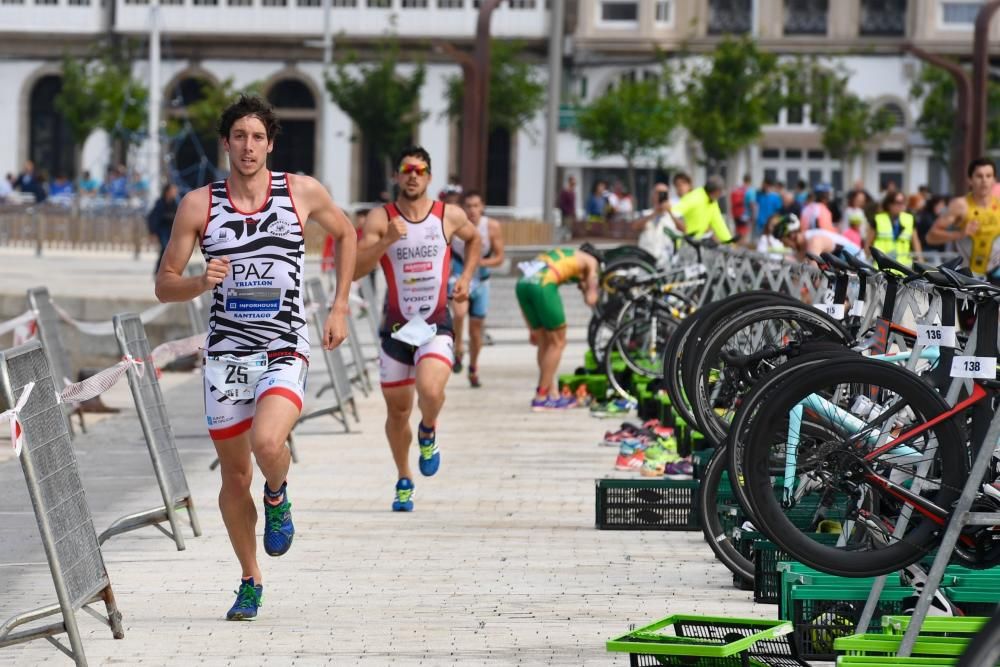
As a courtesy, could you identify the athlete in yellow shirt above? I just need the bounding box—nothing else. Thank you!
[927,157,1000,278]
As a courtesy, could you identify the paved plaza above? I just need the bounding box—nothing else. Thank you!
[0,250,764,666]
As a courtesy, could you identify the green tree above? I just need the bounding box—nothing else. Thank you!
[55,44,148,174]
[574,77,680,199]
[679,37,784,173]
[444,39,546,135]
[325,40,427,196]
[820,89,895,175]
[166,78,264,138]
[910,63,1000,167]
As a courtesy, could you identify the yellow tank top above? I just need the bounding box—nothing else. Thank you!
[536,248,583,286]
[962,195,1000,275]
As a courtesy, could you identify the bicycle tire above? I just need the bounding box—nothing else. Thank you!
[689,304,852,445]
[605,309,680,400]
[744,358,965,578]
[726,345,859,522]
[662,291,790,429]
[697,445,755,586]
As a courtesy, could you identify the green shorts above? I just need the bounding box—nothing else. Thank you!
[516,277,566,331]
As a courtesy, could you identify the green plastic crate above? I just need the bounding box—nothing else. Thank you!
[752,535,841,604]
[881,615,990,637]
[790,587,912,661]
[607,614,807,666]
[595,478,700,531]
[833,633,968,658]
[941,587,1000,617]
[835,657,957,666]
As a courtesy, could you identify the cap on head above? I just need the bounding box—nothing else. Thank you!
[773,213,801,239]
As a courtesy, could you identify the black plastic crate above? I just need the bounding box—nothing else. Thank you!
[752,536,840,604]
[595,479,700,530]
[789,586,910,662]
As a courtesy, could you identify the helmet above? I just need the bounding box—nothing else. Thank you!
[773,213,801,239]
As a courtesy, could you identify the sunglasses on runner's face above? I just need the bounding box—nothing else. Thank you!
[399,163,429,176]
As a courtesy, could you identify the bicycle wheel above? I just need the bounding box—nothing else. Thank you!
[727,346,858,522]
[697,446,754,586]
[605,308,680,400]
[690,304,852,445]
[743,358,965,578]
[662,291,791,429]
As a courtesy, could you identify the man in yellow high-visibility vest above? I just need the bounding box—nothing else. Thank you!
[670,175,733,243]
[868,190,922,265]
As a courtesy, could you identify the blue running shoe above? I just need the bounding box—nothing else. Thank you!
[226,577,262,620]
[417,423,440,476]
[393,478,414,511]
[531,396,559,412]
[263,482,294,557]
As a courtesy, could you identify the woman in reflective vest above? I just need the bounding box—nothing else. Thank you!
[870,191,921,265]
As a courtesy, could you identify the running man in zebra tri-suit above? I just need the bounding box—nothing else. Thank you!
[155,95,357,620]
[354,146,481,512]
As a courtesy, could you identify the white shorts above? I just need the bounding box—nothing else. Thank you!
[205,351,308,441]
[379,334,454,388]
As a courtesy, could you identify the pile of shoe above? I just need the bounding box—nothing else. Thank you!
[589,397,637,418]
[601,419,693,478]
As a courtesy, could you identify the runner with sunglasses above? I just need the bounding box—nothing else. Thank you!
[354,146,481,512]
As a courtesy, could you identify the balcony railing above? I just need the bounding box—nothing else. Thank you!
[708,0,752,35]
[784,0,827,36]
[859,0,906,36]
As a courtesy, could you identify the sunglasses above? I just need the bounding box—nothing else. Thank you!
[399,163,429,176]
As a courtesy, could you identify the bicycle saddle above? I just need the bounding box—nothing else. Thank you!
[870,247,918,279]
[840,251,876,277]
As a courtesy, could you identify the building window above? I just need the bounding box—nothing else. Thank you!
[437,0,462,7]
[367,0,390,7]
[262,0,286,6]
[68,0,91,5]
[786,169,800,187]
[228,0,253,6]
[859,0,907,36]
[785,149,803,159]
[600,1,638,22]
[878,150,905,163]
[784,0,827,35]
[508,0,536,7]
[333,0,357,5]
[942,2,981,25]
[194,0,218,5]
[708,0,752,35]
[34,0,58,5]
[401,0,426,5]
[807,149,825,159]
[880,102,906,128]
[764,168,778,182]
[808,169,822,186]
[1,0,25,4]
[762,148,780,159]
[655,0,671,23]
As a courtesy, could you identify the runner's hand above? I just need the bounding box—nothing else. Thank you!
[452,277,470,302]
[323,308,348,350]
[385,216,407,243]
[202,257,229,291]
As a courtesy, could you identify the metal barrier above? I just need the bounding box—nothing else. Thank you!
[100,314,201,549]
[26,287,85,435]
[0,341,124,665]
[298,278,358,432]
[0,202,155,256]
[356,276,382,348]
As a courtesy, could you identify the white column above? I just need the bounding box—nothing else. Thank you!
[147,0,161,198]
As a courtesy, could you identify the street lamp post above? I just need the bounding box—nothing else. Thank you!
[970,0,1000,162]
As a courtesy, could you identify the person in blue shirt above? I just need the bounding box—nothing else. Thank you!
[49,173,74,198]
[755,178,783,234]
[586,180,608,221]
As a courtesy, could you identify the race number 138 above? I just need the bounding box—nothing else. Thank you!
[950,356,997,379]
